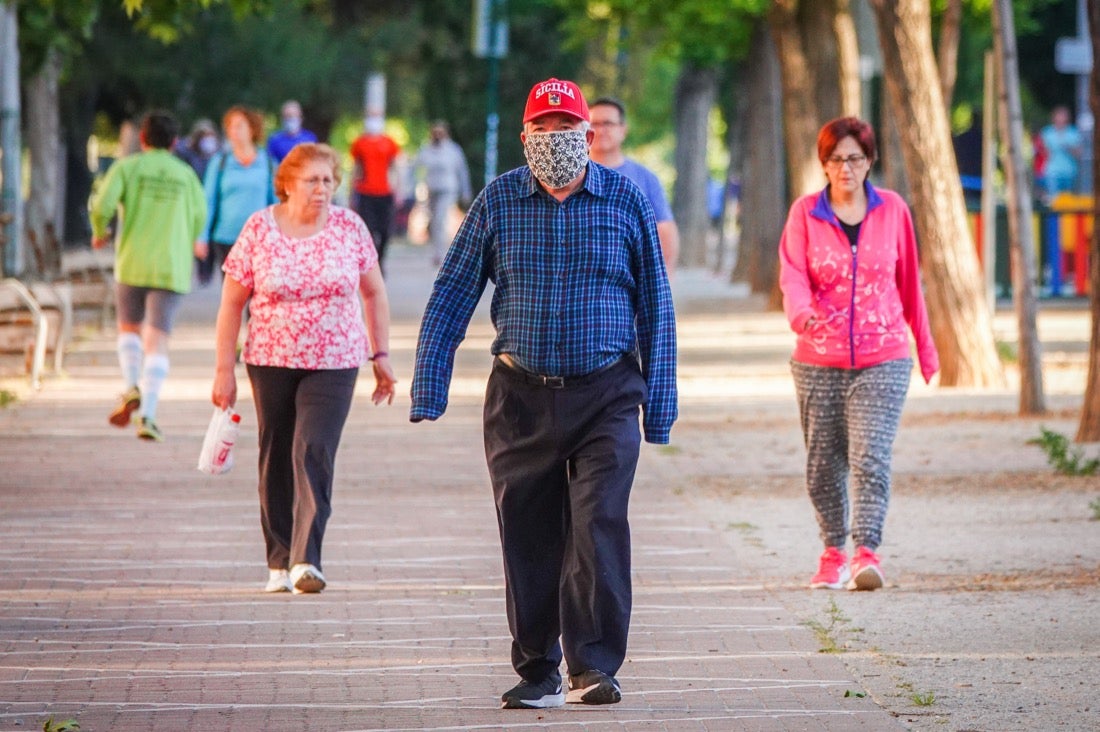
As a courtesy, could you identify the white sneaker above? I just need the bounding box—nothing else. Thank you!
[289,563,326,594]
[264,569,292,593]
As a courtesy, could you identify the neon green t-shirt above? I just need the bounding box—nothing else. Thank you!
[91,149,207,294]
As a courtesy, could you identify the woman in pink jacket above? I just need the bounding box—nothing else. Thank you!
[779,117,939,591]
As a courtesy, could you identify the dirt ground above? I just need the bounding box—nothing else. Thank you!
[655,290,1100,731]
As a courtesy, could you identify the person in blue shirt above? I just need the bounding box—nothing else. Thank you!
[266,100,318,163]
[196,106,277,286]
[1039,105,1083,197]
[410,78,677,711]
[588,96,680,274]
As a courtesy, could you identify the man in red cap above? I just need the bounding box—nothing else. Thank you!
[410,77,677,709]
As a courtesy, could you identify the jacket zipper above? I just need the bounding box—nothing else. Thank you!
[848,233,858,368]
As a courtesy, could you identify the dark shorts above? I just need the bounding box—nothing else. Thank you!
[115,283,183,333]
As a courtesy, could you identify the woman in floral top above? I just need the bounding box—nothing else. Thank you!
[211,143,397,595]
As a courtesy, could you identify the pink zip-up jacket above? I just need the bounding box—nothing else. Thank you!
[778,182,939,384]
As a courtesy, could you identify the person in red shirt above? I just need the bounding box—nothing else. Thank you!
[349,111,401,273]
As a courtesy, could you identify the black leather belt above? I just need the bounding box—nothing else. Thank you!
[496,354,623,389]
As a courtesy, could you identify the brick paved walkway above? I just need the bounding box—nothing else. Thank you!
[0,245,903,730]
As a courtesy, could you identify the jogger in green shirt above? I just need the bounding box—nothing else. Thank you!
[90,111,207,442]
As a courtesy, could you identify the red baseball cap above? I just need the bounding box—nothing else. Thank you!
[523,78,590,124]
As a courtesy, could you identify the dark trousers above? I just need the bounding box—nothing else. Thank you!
[196,242,233,287]
[483,357,646,683]
[247,365,358,571]
[354,194,394,271]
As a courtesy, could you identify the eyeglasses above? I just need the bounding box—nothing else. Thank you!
[825,154,868,169]
[300,176,336,189]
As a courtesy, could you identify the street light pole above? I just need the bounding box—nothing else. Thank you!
[473,0,507,186]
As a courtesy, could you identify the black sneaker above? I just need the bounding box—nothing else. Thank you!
[566,669,622,704]
[500,675,565,709]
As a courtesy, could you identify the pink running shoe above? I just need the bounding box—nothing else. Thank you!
[810,547,850,589]
[848,546,884,591]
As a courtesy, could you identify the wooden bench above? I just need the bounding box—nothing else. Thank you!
[58,248,115,330]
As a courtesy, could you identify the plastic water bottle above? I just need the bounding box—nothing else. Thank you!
[211,412,242,472]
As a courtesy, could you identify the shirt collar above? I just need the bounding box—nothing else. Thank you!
[517,161,605,200]
[809,180,885,224]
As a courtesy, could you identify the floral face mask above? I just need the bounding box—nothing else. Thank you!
[523,129,589,189]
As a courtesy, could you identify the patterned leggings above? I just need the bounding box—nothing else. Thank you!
[791,359,912,551]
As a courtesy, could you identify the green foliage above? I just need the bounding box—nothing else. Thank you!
[843,689,867,698]
[804,597,852,654]
[119,0,274,43]
[1088,497,1100,521]
[41,718,80,732]
[944,0,1074,135]
[910,691,936,707]
[995,340,1018,363]
[553,0,763,68]
[0,389,16,408]
[16,0,98,78]
[1028,427,1100,476]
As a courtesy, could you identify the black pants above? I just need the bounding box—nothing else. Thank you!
[483,357,646,683]
[354,194,394,271]
[247,365,358,571]
[196,242,233,287]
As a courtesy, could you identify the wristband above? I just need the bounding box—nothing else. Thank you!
[369,352,389,361]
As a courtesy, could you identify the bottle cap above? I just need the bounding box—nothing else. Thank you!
[231,413,242,423]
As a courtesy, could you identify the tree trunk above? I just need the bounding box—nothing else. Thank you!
[801,0,843,124]
[834,0,862,117]
[61,90,96,248]
[734,24,785,296]
[672,64,717,269]
[0,3,23,277]
[992,0,1045,415]
[937,0,962,108]
[716,77,745,275]
[879,87,911,200]
[769,0,825,199]
[1079,0,1100,442]
[869,0,1005,387]
[25,47,63,278]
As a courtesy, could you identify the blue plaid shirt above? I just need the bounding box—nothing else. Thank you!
[410,162,678,443]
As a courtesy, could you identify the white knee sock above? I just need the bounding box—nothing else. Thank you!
[117,333,143,388]
[139,353,170,420]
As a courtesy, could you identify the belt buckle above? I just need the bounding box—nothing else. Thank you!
[542,375,565,389]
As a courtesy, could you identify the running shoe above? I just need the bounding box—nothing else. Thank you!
[289,563,326,594]
[810,546,851,589]
[501,675,565,709]
[848,546,884,591]
[566,669,622,705]
[264,569,292,593]
[136,417,163,442]
[109,386,141,427]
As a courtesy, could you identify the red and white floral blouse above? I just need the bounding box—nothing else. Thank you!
[224,205,378,370]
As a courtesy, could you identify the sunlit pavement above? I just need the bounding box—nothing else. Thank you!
[2,241,1087,731]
